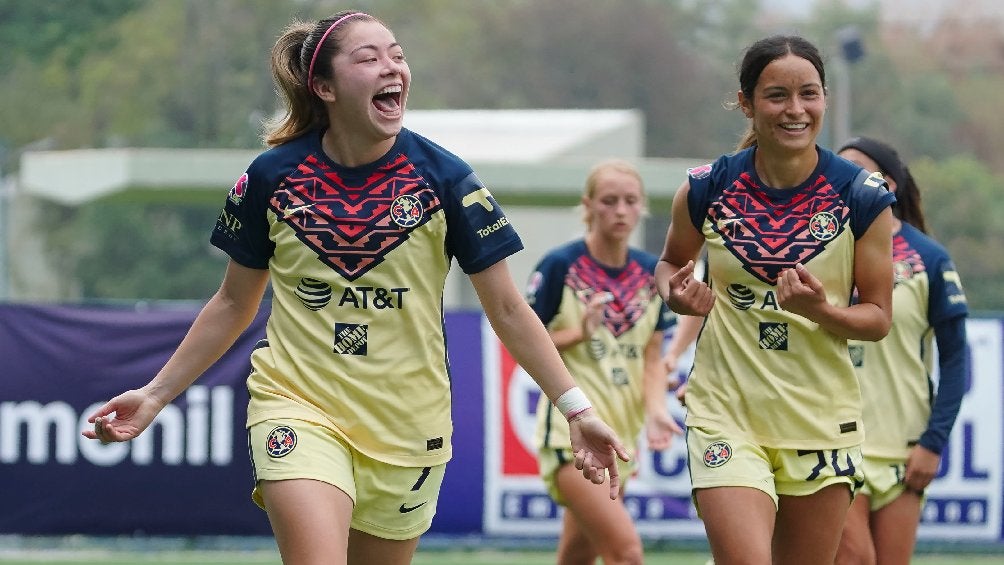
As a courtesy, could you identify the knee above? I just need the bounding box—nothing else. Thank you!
[603,540,644,565]
[835,539,876,565]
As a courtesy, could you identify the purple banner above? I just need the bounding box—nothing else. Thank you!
[0,303,487,536]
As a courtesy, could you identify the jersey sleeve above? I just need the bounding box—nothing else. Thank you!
[848,169,897,239]
[920,315,968,454]
[927,254,969,326]
[209,160,275,269]
[525,251,569,326]
[442,171,523,274]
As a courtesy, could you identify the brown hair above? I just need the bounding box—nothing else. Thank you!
[733,35,827,151]
[263,11,379,147]
[838,137,928,233]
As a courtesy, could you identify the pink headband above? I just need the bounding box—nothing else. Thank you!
[307,12,367,90]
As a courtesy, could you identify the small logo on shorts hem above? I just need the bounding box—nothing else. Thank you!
[839,421,858,434]
[399,501,428,513]
[265,425,297,458]
[703,441,732,468]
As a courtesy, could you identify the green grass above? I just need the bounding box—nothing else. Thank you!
[0,549,1001,564]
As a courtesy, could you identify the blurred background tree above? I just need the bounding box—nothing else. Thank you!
[1,0,1001,310]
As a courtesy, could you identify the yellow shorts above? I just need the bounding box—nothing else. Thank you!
[538,447,635,506]
[248,419,446,540]
[859,456,916,511]
[687,425,864,511]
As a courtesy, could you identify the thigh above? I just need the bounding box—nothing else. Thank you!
[696,486,776,565]
[260,478,354,565]
[774,484,852,565]
[348,529,421,565]
[836,494,876,565]
[554,463,641,564]
[870,490,923,565]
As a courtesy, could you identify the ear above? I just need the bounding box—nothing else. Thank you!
[312,78,337,103]
[737,90,753,118]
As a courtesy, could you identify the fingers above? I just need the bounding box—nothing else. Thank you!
[668,260,695,284]
[607,459,621,500]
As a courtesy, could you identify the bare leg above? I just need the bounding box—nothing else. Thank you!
[555,508,598,565]
[835,495,875,565]
[347,529,420,565]
[773,484,852,565]
[870,490,923,565]
[696,486,776,565]
[554,463,643,565]
[261,478,353,565]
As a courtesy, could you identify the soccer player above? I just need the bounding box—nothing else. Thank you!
[835,137,969,565]
[82,11,628,565]
[654,35,896,564]
[528,159,682,564]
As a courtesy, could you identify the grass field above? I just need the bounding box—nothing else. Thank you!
[1,548,1003,564]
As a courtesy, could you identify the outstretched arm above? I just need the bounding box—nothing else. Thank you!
[470,260,630,499]
[83,260,269,443]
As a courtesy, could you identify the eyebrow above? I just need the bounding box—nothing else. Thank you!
[349,42,402,56]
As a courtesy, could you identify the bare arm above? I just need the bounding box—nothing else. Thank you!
[549,292,611,351]
[85,260,269,441]
[662,313,703,382]
[656,181,714,316]
[644,330,682,451]
[470,260,630,498]
[777,207,894,340]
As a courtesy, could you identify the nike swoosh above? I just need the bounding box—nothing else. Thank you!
[282,204,314,219]
[398,501,428,513]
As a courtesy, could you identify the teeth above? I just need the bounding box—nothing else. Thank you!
[377,85,402,95]
[780,124,807,130]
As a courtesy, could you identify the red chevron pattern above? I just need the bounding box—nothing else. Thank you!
[270,153,442,281]
[566,255,656,337]
[710,172,849,284]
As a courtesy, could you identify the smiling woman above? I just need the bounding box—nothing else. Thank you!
[81,9,629,565]
[654,34,896,565]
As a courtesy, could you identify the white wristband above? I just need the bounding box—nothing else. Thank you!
[555,386,592,421]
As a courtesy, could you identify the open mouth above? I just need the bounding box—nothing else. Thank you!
[373,85,402,114]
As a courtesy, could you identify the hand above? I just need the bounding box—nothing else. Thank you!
[904,444,940,494]
[675,382,688,407]
[665,261,714,316]
[645,410,683,452]
[81,388,166,443]
[568,409,631,500]
[580,291,611,340]
[663,352,687,391]
[777,263,827,320]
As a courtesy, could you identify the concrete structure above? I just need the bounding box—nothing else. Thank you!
[10,109,700,304]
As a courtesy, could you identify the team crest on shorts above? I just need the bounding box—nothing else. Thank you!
[703,440,732,468]
[808,211,839,241]
[266,425,297,458]
[390,194,424,228]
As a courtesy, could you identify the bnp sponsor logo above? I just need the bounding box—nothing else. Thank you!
[0,385,234,467]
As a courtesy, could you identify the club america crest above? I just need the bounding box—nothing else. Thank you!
[703,440,732,468]
[266,425,297,458]
[808,211,839,241]
[390,194,424,228]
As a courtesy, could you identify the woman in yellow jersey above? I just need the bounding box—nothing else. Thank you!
[835,137,969,565]
[528,159,682,564]
[82,11,628,565]
[655,35,896,564]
